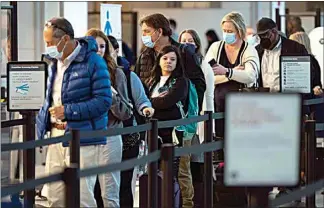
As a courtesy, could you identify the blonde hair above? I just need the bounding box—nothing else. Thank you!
[221,12,246,39]
[289,32,312,54]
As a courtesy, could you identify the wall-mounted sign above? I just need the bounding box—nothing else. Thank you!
[224,93,302,186]
[100,3,122,56]
[7,61,47,111]
[280,55,311,94]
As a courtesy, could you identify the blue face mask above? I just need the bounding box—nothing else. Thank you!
[223,32,236,45]
[141,35,155,48]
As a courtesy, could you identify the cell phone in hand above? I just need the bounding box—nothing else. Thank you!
[208,59,217,67]
[111,87,118,95]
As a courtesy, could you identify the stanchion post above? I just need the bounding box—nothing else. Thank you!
[305,120,316,207]
[204,111,213,208]
[148,119,158,208]
[21,111,36,208]
[64,129,80,208]
[161,144,174,208]
[285,8,290,35]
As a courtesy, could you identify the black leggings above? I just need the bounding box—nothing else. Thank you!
[120,143,140,208]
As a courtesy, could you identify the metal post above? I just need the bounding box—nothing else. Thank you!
[305,120,316,208]
[161,144,174,208]
[315,8,321,28]
[204,111,213,208]
[285,8,290,36]
[275,8,281,31]
[64,129,80,208]
[22,111,35,208]
[148,119,158,208]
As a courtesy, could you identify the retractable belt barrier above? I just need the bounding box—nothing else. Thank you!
[1,97,323,208]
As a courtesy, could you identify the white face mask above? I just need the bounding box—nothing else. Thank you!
[45,38,67,59]
[246,34,258,46]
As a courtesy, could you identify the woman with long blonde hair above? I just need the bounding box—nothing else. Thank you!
[85,28,132,207]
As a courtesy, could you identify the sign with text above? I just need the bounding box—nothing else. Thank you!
[224,93,302,186]
[280,55,311,94]
[7,62,47,111]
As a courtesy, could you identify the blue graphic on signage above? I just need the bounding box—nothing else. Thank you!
[104,10,112,35]
[16,83,29,95]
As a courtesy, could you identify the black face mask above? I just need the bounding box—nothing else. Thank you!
[260,38,272,50]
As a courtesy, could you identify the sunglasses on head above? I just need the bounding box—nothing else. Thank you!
[45,21,71,36]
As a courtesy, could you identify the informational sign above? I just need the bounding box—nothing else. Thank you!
[7,62,47,111]
[309,27,324,85]
[224,93,302,186]
[100,4,122,56]
[280,55,311,94]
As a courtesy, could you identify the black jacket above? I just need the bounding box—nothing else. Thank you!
[135,38,206,111]
[310,54,322,89]
[256,37,308,87]
[149,76,189,121]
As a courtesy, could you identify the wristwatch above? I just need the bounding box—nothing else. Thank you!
[225,68,231,78]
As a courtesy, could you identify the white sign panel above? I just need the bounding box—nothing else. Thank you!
[224,93,301,186]
[100,4,122,56]
[280,56,311,94]
[100,4,122,38]
[7,62,47,111]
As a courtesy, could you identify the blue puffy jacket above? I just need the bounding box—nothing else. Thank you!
[36,36,112,146]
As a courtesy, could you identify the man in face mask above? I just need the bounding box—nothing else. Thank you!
[37,17,112,207]
[135,13,206,112]
[255,17,308,92]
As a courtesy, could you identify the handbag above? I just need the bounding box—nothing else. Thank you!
[122,132,141,151]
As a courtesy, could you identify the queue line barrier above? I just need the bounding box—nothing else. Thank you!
[1,98,324,208]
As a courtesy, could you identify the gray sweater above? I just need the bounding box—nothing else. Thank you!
[108,68,132,128]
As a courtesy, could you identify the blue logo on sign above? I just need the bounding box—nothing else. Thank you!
[16,83,29,95]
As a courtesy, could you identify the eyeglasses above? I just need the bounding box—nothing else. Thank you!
[45,21,70,36]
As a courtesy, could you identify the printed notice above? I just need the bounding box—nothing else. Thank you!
[280,56,311,94]
[8,62,46,111]
[224,93,301,186]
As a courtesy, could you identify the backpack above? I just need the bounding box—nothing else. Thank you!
[119,63,145,150]
[171,78,199,140]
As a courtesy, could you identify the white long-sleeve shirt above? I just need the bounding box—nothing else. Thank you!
[205,40,260,87]
[197,58,215,143]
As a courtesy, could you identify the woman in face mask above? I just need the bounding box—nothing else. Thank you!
[178,29,215,207]
[85,28,133,208]
[205,11,260,139]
